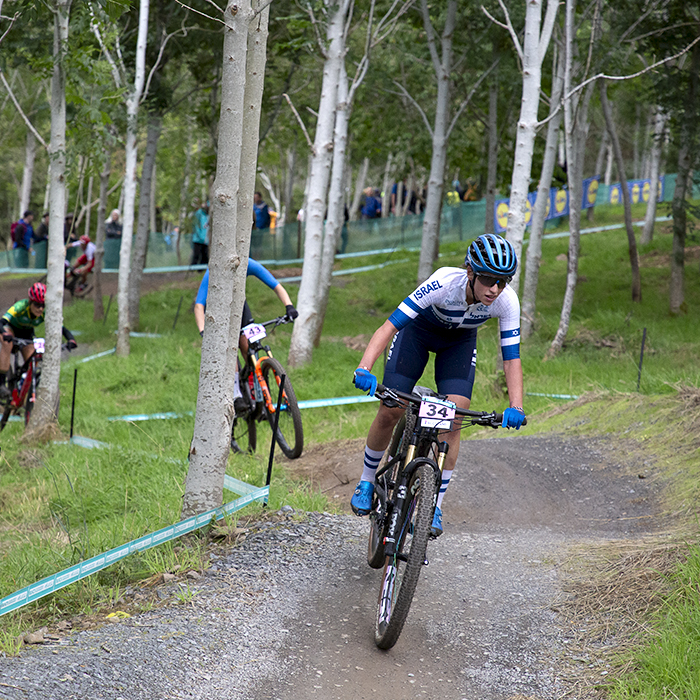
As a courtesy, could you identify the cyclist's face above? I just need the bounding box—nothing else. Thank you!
[30,301,44,315]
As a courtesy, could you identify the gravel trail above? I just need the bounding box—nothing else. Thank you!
[0,433,658,700]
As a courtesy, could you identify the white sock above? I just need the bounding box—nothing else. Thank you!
[361,446,385,484]
[436,470,453,509]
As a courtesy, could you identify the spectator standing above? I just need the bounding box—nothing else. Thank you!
[360,187,382,219]
[253,192,271,230]
[63,213,76,244]
[13,211,34,250]
[191,201,209,265]
[33,213,49,243]
[391,181,417,215]
[105,209,123,239]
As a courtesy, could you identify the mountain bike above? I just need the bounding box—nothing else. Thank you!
[366,383,524,650]
[0,337,49,431]
[231,315,303,459]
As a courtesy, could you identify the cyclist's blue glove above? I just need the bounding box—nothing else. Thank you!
[353,368,377,397]
[502,407,526,430]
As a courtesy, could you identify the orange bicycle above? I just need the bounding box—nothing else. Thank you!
[231,315,303,459]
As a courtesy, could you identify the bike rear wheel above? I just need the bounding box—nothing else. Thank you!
[374,461,436,650]
[0,404,12,432]
[230,379,257,454]
[260,356,303,459]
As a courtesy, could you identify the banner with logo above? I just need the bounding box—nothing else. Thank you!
[609,176,664,205]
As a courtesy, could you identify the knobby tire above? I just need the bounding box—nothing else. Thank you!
[260,356,303,459]
[231,373,257,454]
[374,461,435,650]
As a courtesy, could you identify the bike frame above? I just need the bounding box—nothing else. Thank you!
[7,342,42,415]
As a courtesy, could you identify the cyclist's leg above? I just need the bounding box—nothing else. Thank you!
[352,325,429,515]
[234,300,254,409]
[430,332,478,534]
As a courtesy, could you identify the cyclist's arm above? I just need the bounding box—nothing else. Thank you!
[194,303,205,334]
[357,319,398,371]
[503,357,524,409]
[272,283,293,308]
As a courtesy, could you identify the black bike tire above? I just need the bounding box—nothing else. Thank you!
[374,461,436,650]
[0,404,12,432]
[230,377,257,454]
[367,414,411,569]
[260,356,303,459]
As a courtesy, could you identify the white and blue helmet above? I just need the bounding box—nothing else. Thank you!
[466,234,517,278]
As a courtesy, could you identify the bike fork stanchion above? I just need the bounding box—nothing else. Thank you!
[263,374,286,506]
[70,368,78,439]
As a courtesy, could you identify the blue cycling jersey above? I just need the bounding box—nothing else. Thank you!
[195,259,279,307]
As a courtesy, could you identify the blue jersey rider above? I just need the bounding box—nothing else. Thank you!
[194,259,297,413]
[351,234,526,537]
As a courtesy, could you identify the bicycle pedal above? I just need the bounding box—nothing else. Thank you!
[423,559,429,566]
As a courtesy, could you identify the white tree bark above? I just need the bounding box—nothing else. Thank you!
[313,61,350,345]
[129,114,162,327]
[19,129,36,218]
[501,0,559,291]
[546,0,596,359]
[381,152,393,219]
[521,45,564,340]
[182,0,268,517]
[641,106,667,245]
[93,150,110,321]
[28,0,71,436]
[116,0,149,356]
[287,0,350,368]
[416,0,457,283]
[484,73,499,235]
[349,156,369,221]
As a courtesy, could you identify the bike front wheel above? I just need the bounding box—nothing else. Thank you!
[260,357,303,459]
[230,381,257,454]
[374,461,436,650]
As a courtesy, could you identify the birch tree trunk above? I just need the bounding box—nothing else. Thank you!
[641,106,667,245]
[287,0,349,368]
[599,80,641,302]
[504,0,559,291]
[381,153,393,218]
[116,0,149,356]
[182,0,268,517]
[484,73,499,236]
[521,45,564,340]
[546,0,595,359]
[19,130,36,217]
[128,113,162,328]
[27,0,71,437]
[313,62,349,346]
[349,156,369,221]
[93,151,110,321]
[281,147,296,227]
[416,0,457,283]
[669,42,700,314]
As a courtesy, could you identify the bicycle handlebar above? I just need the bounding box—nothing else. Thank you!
[241,315,294,335]
[374,383,527,428]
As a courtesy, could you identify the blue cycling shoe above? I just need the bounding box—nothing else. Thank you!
[430,506,443,538]
[351,480,374,516]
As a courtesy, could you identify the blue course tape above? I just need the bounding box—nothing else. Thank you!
[108,411,194,422]
[0,482,268,617]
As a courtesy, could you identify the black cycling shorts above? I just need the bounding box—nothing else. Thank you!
[1,322,34,341]
[382,316,478,399]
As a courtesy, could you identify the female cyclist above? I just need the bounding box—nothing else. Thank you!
[351,234,526,536]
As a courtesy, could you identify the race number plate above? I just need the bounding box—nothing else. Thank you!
[33,337,45,354]
[241,323,266,343]
[418,396,456,429]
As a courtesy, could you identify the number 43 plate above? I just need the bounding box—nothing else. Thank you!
[418,396,456,429]
[241,323,266,343]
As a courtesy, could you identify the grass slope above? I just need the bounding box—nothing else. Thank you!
[0,208,699,693]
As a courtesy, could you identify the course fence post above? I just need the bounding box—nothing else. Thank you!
[264,374,285,503]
